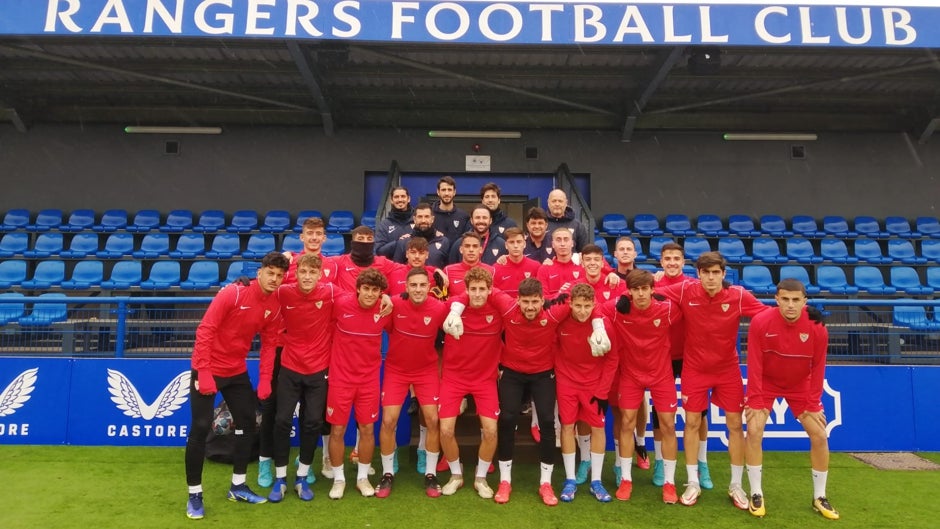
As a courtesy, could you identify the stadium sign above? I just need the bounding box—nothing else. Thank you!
[0,1,937,48]
[0,358,71,444]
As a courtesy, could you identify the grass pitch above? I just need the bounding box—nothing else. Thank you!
[2,446,937,529]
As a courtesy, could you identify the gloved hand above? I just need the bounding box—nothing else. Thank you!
[589,318,611,356]
[443,302,466,339]
[806,306,826,326]
[615,294,631,314]
[197,370,217,395]
[235,276,252,286]
[543,293,570,310]
[433,269,446,288]
[590,396,609,415]
[257,379,272,400]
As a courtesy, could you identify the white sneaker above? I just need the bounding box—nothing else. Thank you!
[321,455,334,479]
[329,480,346,500]
[680,482,701,506]
[357,478,375,497]
[728,484,748,510]
[442,475,464,496]
[474,477,494,499]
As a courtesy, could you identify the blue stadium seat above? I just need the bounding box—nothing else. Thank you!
[600,214,629,235]
[169,233,206,259]
[728,214,760,237]
[160,209,194,233]
[926,267,940,290]
[26,208,64,232]
[0,260,28,288]
[93,209,128,232]
[915,216,940,239]
[281,235,304,254]
[228,210,259,233]
[741,265,776,294]
[327,210,355,233]
[758,215,792,237]
[101,261,142,289]
[293,210,324,232]
[24,232,64,258]
[260,210,291,233]
[18,293,69,326]
[360,210,378,230]
[141,261,182,289]
[205,233,241,259]
[695,214,728,237]
[127,209,161,232]
[821,215,855,238]
[819,238,858,264]
[892,305,939,331]
[0,233,29,258]
[132,233,171,258]
[778,265,821,295]
[647,236,673,261]
[61,261,104,290]
[790,215,824,238]
[193,210,226,233]
[22,260,66,289]
[632,214,663,236]
[921,239,940,264]
[593,237,610,258]
[223,261,260,286]
[853,266,897,295]
[664,214,695,237]
[889,266,934,295]
[752,238,787,264]
[853,239,891,264]
[61,209,96,232]
[716,238,752,264]
[816,265,859,295]
[853,216,886,238]
[884,216,917,238]
[0,292,26,325]
[96,233,135,258]
[322,233,346,256]
[683,237,711,260]
[181,261,221,290]
[243,233,276,259]
[785,237,822,264]
[1,209,31,232]
[60,233,100,259]
[887,239,926,264]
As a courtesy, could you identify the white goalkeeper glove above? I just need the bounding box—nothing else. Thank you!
[443,301,466,340]
[589,318,611,356]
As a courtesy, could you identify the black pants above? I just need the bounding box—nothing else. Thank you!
[185,370,257,486]
[497,366,556,465]
[273,367,329,468]
[257,347,283,458]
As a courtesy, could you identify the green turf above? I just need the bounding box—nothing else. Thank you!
[1,446,937,529]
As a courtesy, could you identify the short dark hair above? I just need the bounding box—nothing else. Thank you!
[504,227,524,239]
[356,268,388,290]
[302,217,325,231]
[407,267,429,281]
[480,182,501,198]
[471,205,491,219]
[391,186,409,197]
[570,283,595,302]
[407,237,429,252]
[351,225,374,238]
[626,269,654,289]
[261,251,290,271]
[461,232,482,245]
[297,253,322,270]
[695,251,727,271]
[438,176,457,189]
[581,244,604,257]
[525,207,548,223]
[415,202,433,214]
[661,242,683,254]
[517,277,543,298]
[777,278,807,296]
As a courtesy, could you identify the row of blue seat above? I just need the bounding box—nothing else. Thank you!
[0,208,375,234]
[0,232,347,260]
[600,213,940,239]
[893,306,940,331]
[741,264,938,296]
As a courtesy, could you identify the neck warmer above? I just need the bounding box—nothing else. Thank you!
[350,241,375,266]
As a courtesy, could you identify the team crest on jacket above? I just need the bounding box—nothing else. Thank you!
[453,220,460,227]
[323,269,330,277]
[721,303,730,312]
[547,248,554,254]
[499,226,506,233]
[540,319,548,327]
[315,301,323,309]
[573,271,580,278]
[388,226,395,233]
[326,406,334,417]
[800,333,809,342]
[435,242,442,250]
[373,314,381,322]
[264,310,271,318]
[653,318,661,327]
[603,291,611,300]
[424,316,432,325]
[524,272,531,278]
[486,315,494,323]
[492,249,499,256]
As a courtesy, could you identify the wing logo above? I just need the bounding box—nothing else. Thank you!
[0,368,38,418]
[107,369,190,420]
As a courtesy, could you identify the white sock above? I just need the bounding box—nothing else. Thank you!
[297,463,310,478]
[636,430,646,444]
[698,442,708,463]
[812,469,828,499]
[577,434,591,460]
[381,452,395,475]
[333,464,345,483]
[747,464,763,495]
[231,474,246,486]
[730,464,744,487]
[562,452,577,480]
[539,462,553,485]
[449,458,462,476]
[663,459,677,485]
[499,460,513,484]
[613,440,621,468]
[590,451,605,482]
[275,466,287,479]
[426,451,440,476]
[619,457,633,481]
[357,462,371,481]
[653,440,663,461]
[476,458,489,479]
[686,464,699,485]
[418,426,428,451]
[188,485,202,494]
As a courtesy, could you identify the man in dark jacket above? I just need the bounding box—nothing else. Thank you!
[392,202,451,268]
[432,176,470,244]
[546,189,590,252]
[375,186,414,258]
[480,182,517,236]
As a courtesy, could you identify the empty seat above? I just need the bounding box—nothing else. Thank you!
[360,210,377,230]
[647,236,673,261]
[96,233,135,258]
[223,261,259,286]
[728,214,760,237]
[1,209,31,232]
[181,261,221,290]
[93,209,128,232]
[594,237,611,258]
[778,265,820,295]
[0,292,26,325]
[61,261,104,289]
[926,267,940,290]
[695,214,728,237]
[629,237,648,262]
[717,238,753,263]
[785,237,822,264]
[60,233,100,258]
[853,266,897,295]
[101,261,142,289]
[853,216,886,238]
[819,238,858,264]
[18,293,68,326]
[816,265,859,295]
[160,209,194,232]
[921,239,940,263]
[664,214,695,237]
[327,210,355,233]
[887,239,926,264]
[26,208,64,232]
[281,235,304,254]
[24,232,64,258]
[915,216,940,239]
[821,215,855,238]
[293,210,324,232]
[631,214,663,236]
[169,233,206,259]
[790,215,823,238]
[243,233,276,259]
[683,237,711,260]
[205,233,241,259]
[132,233,171,258]
[140,261,182,289]
[193,210,227,233]
[0,260,28,288]
[853,239,891,264]
[759,215,792,237]
[0,233,29,258]
[741,265,776,294]
[22,260,66,289]
[61,209,96,232]
[889,266,934,295]
[752,238,787,264]
[260,210,291,233]
[227,210,259,233]
[322,233,346,256]
[884,216,917,238]
[892,305,939,331]
[600,214,629,235]
[127,209,161,232]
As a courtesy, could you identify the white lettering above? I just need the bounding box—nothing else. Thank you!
[91,0,134,33]
[195,0,234,35]
[0,423,29,436]
[45,0,83,32]
[285,0,321,37]
[107,423,188,437]
[575,5,605,43]
[332,1,360,38]
[391,1,419,39]
[144,0,183,33]
[529,4,563,42]
[246,0,276,36]
[835,8,871,46]
[770,398,790,424]
[799,7,830,44]
[699,6,728,43]
[884,8,916,46]
[426,2,470,41]
[479,3,522,42]
[611,6,652,43]
[663,6,691,43]
[755,6,790,44]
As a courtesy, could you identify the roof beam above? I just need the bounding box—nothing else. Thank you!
[622,46,684,142]
[918,117,940,144]
[286,42,334,136]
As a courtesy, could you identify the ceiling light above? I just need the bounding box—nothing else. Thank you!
[723,133,817,141]
[124,126,222,134]
[428,130,521,139]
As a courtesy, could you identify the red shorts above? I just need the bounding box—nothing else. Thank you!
[557,384,606,428]
[439,376,499,420]
[617,372,678,412]
[326,382,380,426]
[749,384,822,418]
[381,366,440,408]
[680,366,744,414]
[607,374,619,406]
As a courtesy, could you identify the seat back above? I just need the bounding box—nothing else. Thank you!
[759,214,791,236]
[260,210,291,233]
[822,215,853,237]
[19,293,69,326]
[728,214,758,237]
[63,260,104,288]
[853,266,893,294]
[98,233,135,257]
[884,216,915,238]
[0,233,29,257]
[889,266,929,292]
[817,265,857,293]
[206,233,240,258]
[887,239,919,262]
[26,232,64,257]
[926,267,940,289]
[327,210,355,233]
[790,215,821,237]
[854,239,887,262]
[25,260,66,287]
[664,214,693,236]
[0,260,28,287]
[135,233,170,257]
[741,265,775,294]
[244,233,276,258]
[696,214,727,236]
[778,265,819,294]
[647,236,673,261]
[683,237,711,260]
[171,233,206,258]
[28,208,64,231]
[0,292,26,324]
[601,214,628,235]
[62,232,100,258]
[853,216,884,237]
[322,234,346,256]
[1,209,31,231]
[128,209,161,232]
[915,216,940,238]
[103,261,142,288]
[143,261,182,288]
[182,261,220,289]
[161,209,194,232]
[752,238,784,262]
[94,209,128,232]
[785,237,820,263]
[62,209,96,232]
[360,210,378,230]
[632,214,662,236]
[228,210,259,232]
[923,239,940,263]
[892,305,932,330]
[820,238,854,262]
[193,210,226,232]
[717,237,751,263]
[281,235,304,253]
